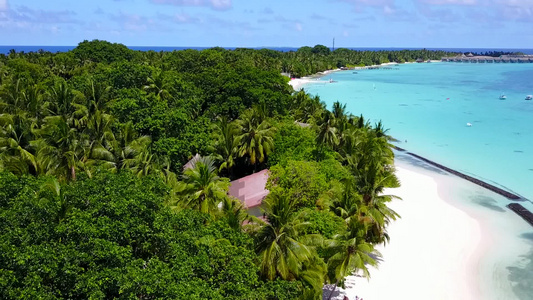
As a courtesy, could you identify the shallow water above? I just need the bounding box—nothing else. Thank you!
[303,63,533,299]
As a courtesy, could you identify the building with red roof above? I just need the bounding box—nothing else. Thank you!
[228,169,269,217]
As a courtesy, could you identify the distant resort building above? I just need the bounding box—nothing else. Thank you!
[183,154,270,218]
[228,170,270,218]
[441,54,533,63]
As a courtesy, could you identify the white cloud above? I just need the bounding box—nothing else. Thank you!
[344,0,395,6]
[490,0,533,22]
[337,0,396,9]
[384,5,395,14]
[174,12,201,24]
[0,0,8,11]
[9,6,78,24]
[151,0,232,11]
[494,0,533,6]
[210,0,231,10]
[419,0,476,4]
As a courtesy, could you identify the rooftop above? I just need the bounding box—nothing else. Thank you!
[228,170,270,208]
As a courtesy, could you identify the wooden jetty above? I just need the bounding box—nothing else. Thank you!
[507,203,533,226]
[352,66,400,71]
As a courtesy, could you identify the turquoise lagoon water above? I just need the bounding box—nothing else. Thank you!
[303,63,533,299]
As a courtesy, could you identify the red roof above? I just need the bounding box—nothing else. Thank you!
[228,170,269,208]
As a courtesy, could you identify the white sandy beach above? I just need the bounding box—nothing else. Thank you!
[288,77,320,90]
[288,69,340,90]
[344,166,482,300]
[288,61,421,91]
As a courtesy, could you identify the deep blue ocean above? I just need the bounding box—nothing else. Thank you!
[1,45,533,54]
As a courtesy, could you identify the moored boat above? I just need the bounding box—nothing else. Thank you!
[526,95,532,100]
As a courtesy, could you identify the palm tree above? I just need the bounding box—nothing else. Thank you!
[211,116,240,175]
[330,179,362,223]
[346,134,400,244]
[79,110,117,176]
[114,121,152,171]
[325,218,380,300]
[22,83,45,124]
[46,81,81,127]
[0,78,24,114]
[291,91,325,123]
[34,116,82,181]
[315,110,338,158]
[127,150,160,178]
[83,79,112,115]
[175,156,230,215]
[354,114,371,130]
[236,109,275,169]
[218,196,258,232]
[255,192,321,282]
[331,101,347,121]
[144,69,170,100]
[39,177,70,224]
[0,114,37,175]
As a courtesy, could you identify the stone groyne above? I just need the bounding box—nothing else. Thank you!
[392,146,521,200]
[507,203,533,226]
[392,146,533,226]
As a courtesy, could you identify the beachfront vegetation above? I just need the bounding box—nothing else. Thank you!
[0,40,405,299]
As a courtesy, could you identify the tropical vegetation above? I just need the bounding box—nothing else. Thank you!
[0,40,406,299]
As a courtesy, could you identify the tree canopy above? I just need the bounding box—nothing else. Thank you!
[0,40,407,299]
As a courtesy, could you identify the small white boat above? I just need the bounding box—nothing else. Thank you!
[499,94,507,100]
[526,95,533,100]
[466,122,472,127]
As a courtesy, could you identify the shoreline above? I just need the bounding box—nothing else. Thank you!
[288,61,430,90]
[304,62,533,299]
[395,153,533,300]
[345,164,483,300]
[288,69,342,90]
[288,60,443,90]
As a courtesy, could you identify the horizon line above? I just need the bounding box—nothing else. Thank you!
[1,45,532,50]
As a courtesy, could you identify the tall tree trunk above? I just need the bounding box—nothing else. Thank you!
[327,279,340,300]
[71,166,76,181]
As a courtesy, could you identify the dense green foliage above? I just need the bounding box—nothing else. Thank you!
[281,46,458,77]
[0,40,406,299]
[0,172,304,299]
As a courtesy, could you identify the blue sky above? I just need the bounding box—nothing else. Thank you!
[0,0,532,48]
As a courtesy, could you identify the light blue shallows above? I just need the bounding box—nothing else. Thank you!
[303,62,533,300]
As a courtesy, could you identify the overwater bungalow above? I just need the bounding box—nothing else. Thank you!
[442,54,533,64]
